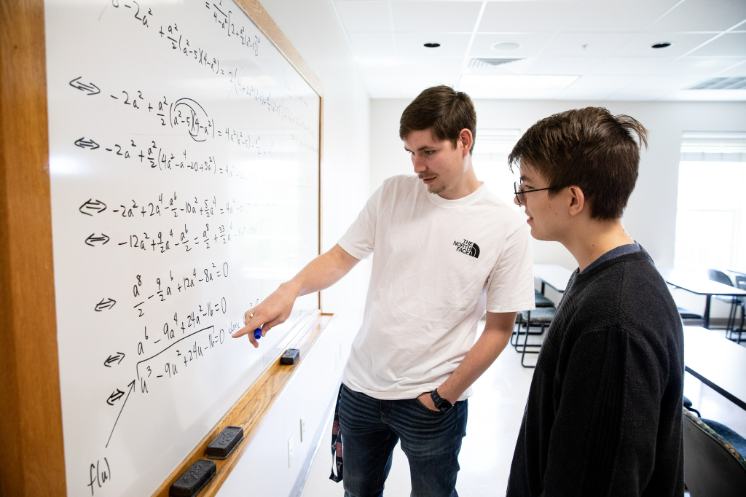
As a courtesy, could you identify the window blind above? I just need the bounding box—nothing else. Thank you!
[681,132,746,162]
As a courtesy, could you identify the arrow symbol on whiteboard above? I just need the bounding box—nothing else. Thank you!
[105,380,136,448]
[79,199,107,216]
[74,137,100,150]
[68,76,101,96]
[95,298,117,312]
[85,233,110,246]
[106,388,125,406]
[104,352,125,367]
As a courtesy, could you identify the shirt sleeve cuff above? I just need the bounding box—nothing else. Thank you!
[486,300,536,313]
[337,238,371,260]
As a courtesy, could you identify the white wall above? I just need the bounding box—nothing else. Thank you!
[219,0,371,494]
[371,98,746,315]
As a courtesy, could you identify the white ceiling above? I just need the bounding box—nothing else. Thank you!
[330,0,746,100]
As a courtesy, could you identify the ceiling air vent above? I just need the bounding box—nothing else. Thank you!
[689,77,746,90]
[468,58,524,71]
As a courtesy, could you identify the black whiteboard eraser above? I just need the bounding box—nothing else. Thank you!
[205,426,244,460]
[280,348,300,365]
[169,459,216,497]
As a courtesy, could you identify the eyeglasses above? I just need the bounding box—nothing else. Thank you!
[513,181,565,206]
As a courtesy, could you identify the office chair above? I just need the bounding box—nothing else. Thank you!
[683,408,746,497]
[514,308,555,368]
[708,270,743,338]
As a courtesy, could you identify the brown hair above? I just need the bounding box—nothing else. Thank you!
[399,85,477,154]
[508,107,648,220]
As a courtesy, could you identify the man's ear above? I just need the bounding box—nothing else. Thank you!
[459,129,473,157]
[567,186,586,217]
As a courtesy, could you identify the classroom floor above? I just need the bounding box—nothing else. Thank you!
[299,322,746,497]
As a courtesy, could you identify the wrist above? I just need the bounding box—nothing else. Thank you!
[280,280,302,298]
[435,385,458,404]
[430,388,454,413]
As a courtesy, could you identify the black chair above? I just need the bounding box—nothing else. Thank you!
[708,269,743,337]
[510,292,555,347]
[683,395,700,417]
[683,408,746,496]
[678,306,703,323]
[728,277,746,343]
[534,289,554,308]
[514,308,555,368]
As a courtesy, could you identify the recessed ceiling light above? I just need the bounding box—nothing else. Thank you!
[491,42,521,51]
[423,42,441,48]
[652,42,672,49]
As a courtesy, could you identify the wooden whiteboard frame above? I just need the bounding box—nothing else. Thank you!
[0,0,324,495]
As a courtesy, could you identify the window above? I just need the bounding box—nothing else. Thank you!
[472,129,521,210]
[674,132,746,271]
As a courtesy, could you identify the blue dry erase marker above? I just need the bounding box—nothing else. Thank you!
[254,328,262,340]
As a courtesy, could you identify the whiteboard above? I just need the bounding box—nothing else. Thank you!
[44,1,320,495]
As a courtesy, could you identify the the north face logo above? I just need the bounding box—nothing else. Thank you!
[454,239,480,258]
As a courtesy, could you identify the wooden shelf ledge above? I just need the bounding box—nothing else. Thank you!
[153,311,335,497]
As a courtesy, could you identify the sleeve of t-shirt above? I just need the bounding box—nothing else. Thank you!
[485,223,535,313]
[337,183,384,260]
[543,327,665,496]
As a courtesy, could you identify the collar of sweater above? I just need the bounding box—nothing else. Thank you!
[568,246,654,291]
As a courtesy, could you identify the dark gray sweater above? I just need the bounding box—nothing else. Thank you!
[507,248,684,497]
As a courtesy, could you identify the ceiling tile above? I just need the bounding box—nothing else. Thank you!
[565,75,639,90]
[663,88,746,101]
[607,89,673,100]
[589,56,676,76]
[645,0,746,33]
[363,73,403,88]
[689,33,746,57]
[612,32,716,57]
[562,1,679,33]
[392,2,482,33]
[403,73,460,88]
[478,2,580,33]
[335,1,391,33]
[522,56,605,75]
[554,88,618,100]
[396,32,472,57]
[542,33,634,57]
[356,56,465,75]
[348,31,397,57]
[624,74,706,91]
[653,57,746,76]
[463,87,566,99]
[716,61,746,77]
[388,0,486,2]
[469,33,553,58]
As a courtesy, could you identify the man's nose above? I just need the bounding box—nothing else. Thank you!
[412,155,427,173]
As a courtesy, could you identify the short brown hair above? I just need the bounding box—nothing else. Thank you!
[399,85,477,154]
[509,107,648,220]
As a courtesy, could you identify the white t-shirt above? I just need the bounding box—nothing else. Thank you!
[338,175,535,401]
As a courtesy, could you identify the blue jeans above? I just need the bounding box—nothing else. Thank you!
[338,383,468,497]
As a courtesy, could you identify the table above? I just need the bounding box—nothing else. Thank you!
[684,326,746,411]
[533,264,573,294]
[658,268,746,329]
